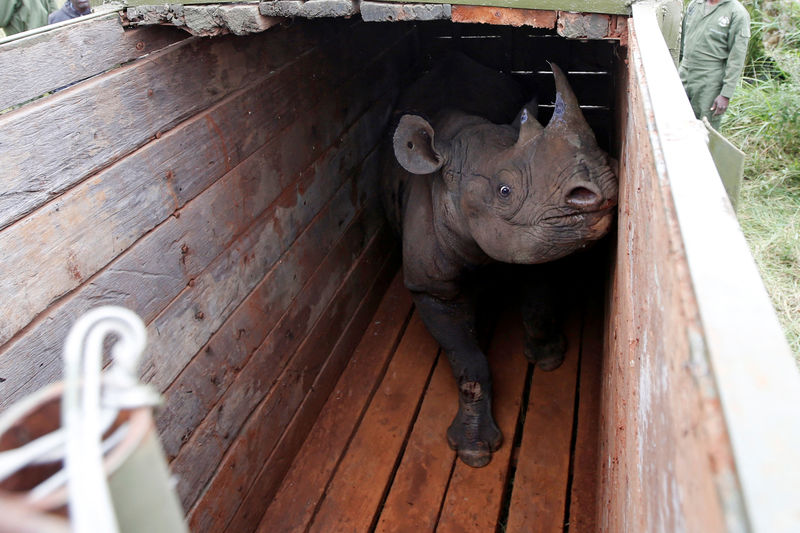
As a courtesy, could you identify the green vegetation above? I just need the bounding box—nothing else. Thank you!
[722,0,800,360]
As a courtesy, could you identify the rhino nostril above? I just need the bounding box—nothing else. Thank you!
[565,185,602,209]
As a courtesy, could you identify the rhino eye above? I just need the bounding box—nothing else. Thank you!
[498,184,512,198]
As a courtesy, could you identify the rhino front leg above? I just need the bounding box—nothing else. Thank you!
[413,292,501,468]
[520,266,567,371]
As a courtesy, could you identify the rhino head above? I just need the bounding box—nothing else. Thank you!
[392,64,618,265]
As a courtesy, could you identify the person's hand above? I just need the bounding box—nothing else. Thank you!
[710,95,730,116]
[73,0,91,13]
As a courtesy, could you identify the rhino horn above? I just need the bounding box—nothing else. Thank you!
[515,107,545,146]
[546,62,589,130]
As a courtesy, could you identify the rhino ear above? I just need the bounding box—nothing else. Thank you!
[515,106,545,147]
[393,115,443,175]
[546,62,589,129]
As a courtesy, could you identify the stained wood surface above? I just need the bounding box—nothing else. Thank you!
[504,314,580,532]
[258,288,605,532]
[307,312,441,532]
[247,275,411,531]
[374,349,457,533]
[0,19,395,355]
[0,24,309,231]
[168,171,385,510]
[186,228,396,532]
[253,273,413,533]
[0,22,412,410]
[0,14,188,111]
[223,255,402,533]
[567,291,603,533]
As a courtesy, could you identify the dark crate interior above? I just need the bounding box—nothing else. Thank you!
[0,14,621,532]
[245,20,620,533]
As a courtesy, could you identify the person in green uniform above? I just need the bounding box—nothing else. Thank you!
[0,0,60,36]
[679,0,751,129]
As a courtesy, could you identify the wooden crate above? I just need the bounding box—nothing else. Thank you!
[0,3,798,532]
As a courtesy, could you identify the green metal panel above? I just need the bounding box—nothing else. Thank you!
[121,0,632,15]
[703,117,745,210]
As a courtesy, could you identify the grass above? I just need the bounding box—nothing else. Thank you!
[721,1,800,361]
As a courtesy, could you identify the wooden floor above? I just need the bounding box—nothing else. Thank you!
[257,273,603,533]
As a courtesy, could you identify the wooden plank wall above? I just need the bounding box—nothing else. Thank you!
[0,15,415,525]
[599,17,737,533]
[605,5,800,533]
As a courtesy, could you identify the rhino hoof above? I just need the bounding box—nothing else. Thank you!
[524,336,566,371]
[456,445,493,468]
[446,418,502,468]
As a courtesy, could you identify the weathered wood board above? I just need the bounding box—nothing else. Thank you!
[600,5,800,533]
[0,16,413,525]
[0,21,412,410]
[256,274,413,533]
[0,13,188,111]
[257,285,606,531]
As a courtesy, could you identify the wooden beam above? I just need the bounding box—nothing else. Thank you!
[255,274,413,533]
[451,6,557,28]
[394,0,630,15]
[0,13,187,111]
[124,0,630,14]
[187,229,399,532]
[226,255,402,533]
[306,313,441,533]
[124,4,283,36]
[505,313,581,532]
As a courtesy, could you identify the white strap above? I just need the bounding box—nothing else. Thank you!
[0,306,161,533]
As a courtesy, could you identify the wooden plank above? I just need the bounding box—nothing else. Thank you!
[374,349,457,532]
[125,4,282,37]
[226,255,402,533]
[0,20,327,231]
[174,213,386,513]
[602,6,800,532]
[254,273,412,533]
[385,0,631,15]
[156,194,383,461]
[0,24,321,345]
[141,142,381,397]
[306,313,440,533]
[152,98,396,458]
[435,317,528,533]
[185,226,395,532]
[163,145,387,503]
[451,6,557,28]
[505,313,580,533]
[0,14,188,111]
[0,20,409,354]
[0,39,404,410]
[566,291,603,533]
[126,0,630,13]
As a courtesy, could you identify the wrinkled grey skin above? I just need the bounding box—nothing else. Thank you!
[381,54,618,467]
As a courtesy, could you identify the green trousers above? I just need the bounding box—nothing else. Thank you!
[680,65,725,130]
